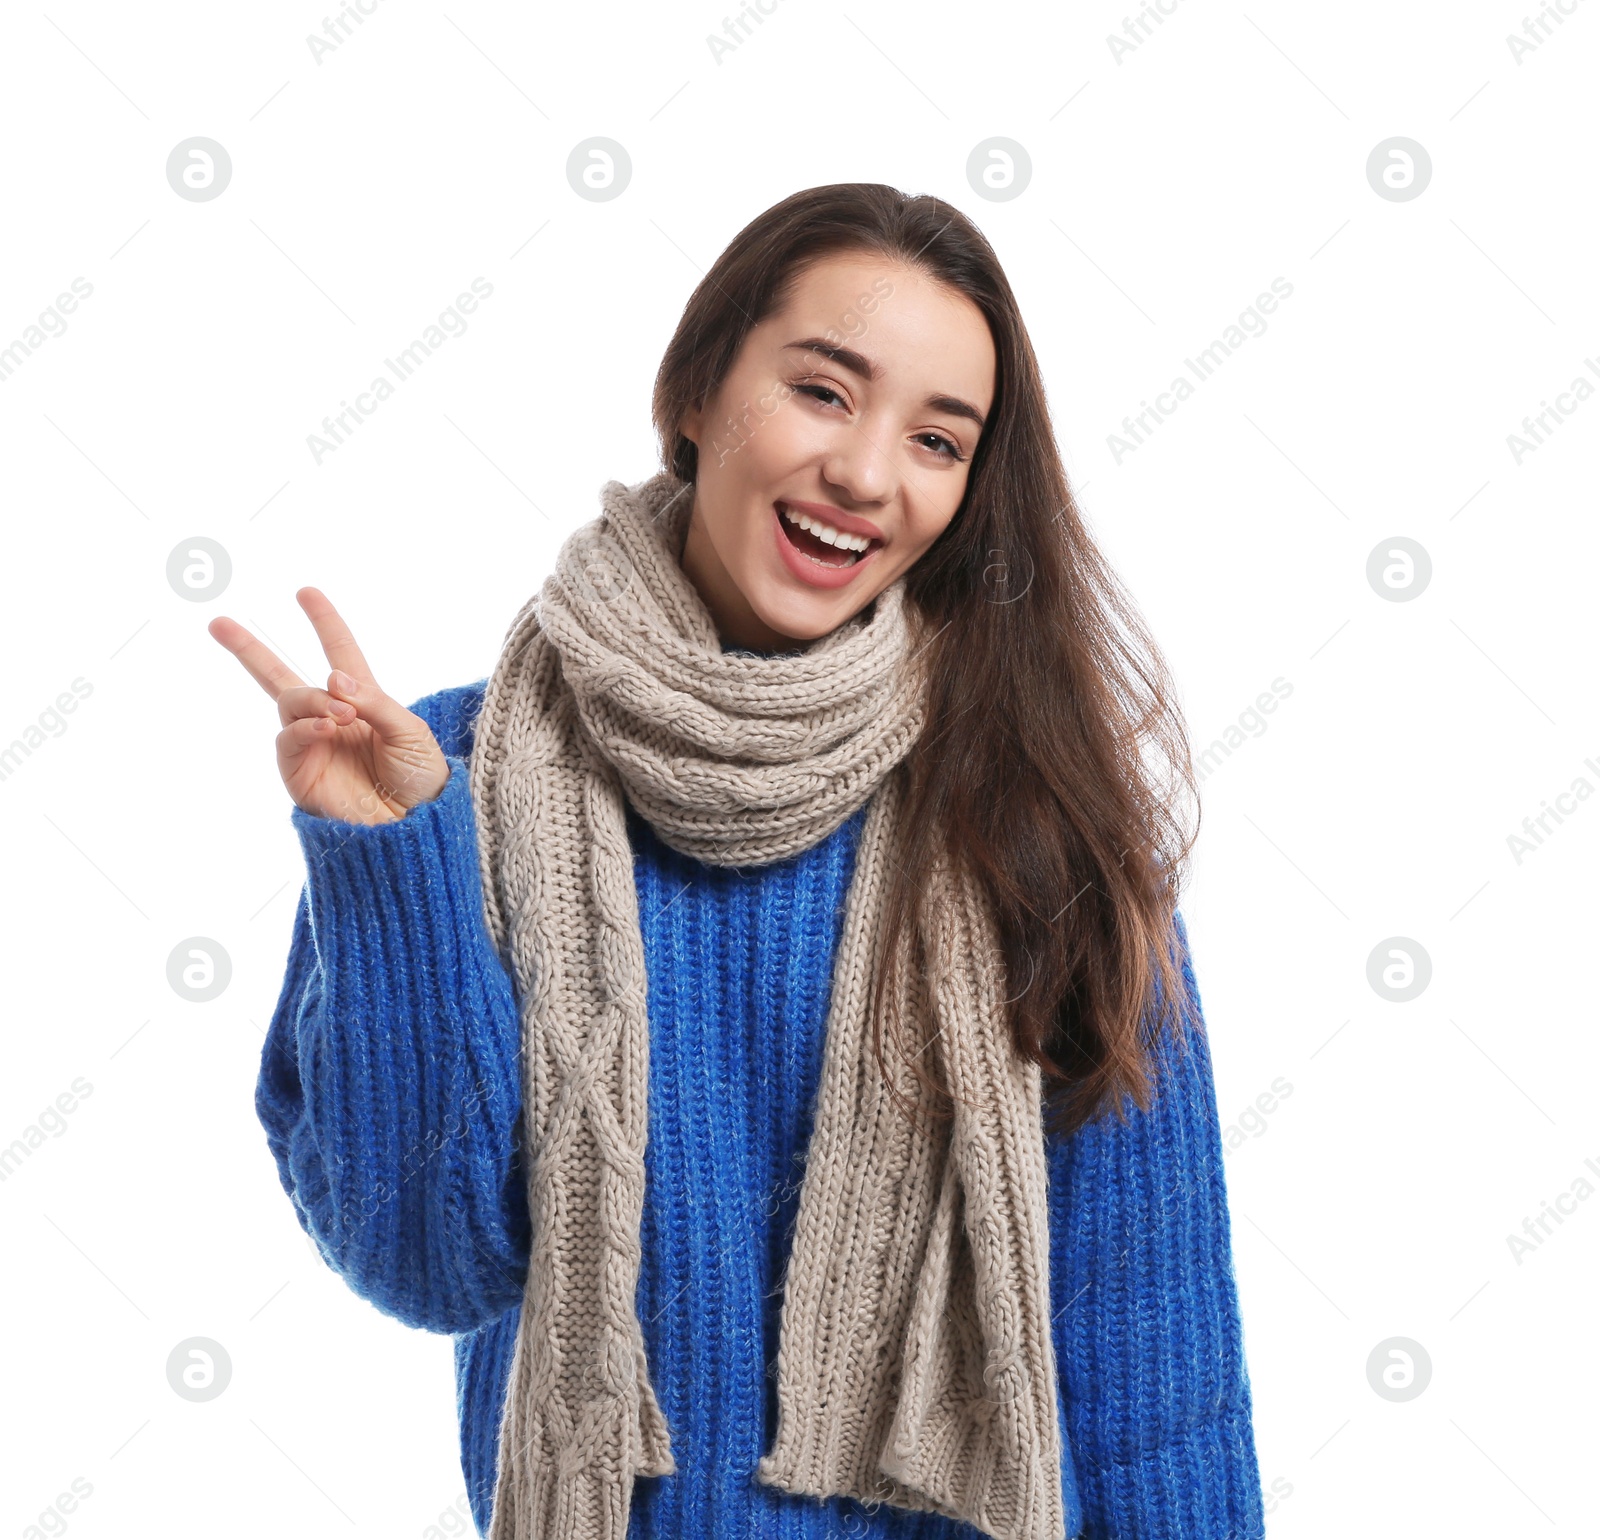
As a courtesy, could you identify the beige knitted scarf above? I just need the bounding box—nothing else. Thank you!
[466,469,1065,1540]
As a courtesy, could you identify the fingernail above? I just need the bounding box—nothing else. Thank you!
[331,669,356,692]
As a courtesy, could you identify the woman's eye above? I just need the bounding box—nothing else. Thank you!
[795,383,965,463]
[795,383,844,409]
[915,431,963,462]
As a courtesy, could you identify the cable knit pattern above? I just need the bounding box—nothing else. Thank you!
[256,699,1267,1538]
[463,471,1062,1540]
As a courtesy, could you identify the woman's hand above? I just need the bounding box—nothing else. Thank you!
[209,586,451,825]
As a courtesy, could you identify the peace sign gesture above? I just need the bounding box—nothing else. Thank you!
[209,587,451,825]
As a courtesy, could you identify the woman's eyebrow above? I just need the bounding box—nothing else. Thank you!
[782,338,987,430]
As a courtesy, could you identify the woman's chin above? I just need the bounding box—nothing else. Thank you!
[739,581,862,646]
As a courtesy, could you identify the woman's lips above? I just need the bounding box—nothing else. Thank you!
[771,500,883,590]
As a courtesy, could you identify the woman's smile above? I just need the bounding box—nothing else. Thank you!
[771,499,887,588]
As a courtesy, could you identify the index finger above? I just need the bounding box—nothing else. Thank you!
[207,613,307,702]
[297,586,379,687]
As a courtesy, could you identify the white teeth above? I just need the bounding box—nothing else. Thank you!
[780,503,874,552]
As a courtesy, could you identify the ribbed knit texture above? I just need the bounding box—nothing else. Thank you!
[257,678,1266,1540]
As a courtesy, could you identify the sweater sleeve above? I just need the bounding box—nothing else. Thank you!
[254,682,531,1336]
[1047,909,1265,1540]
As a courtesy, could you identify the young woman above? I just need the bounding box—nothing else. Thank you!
[212,183,1265,1540]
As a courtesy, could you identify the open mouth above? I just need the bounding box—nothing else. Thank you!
[775,501,883,569]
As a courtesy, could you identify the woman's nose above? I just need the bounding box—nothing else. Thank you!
[820,430,894,508]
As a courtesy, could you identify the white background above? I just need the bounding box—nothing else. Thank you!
[1,1,1596,1536]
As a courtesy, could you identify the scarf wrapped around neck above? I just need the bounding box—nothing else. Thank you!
[466,469,1066,1540]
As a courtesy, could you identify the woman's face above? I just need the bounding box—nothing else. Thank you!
[678,252,996,651]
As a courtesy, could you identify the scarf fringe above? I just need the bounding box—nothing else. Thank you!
[487,1375,676,1540]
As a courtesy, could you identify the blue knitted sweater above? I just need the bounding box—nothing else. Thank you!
[256,679,1265,1540]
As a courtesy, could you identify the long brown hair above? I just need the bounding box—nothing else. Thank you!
[651,182,1202,1143]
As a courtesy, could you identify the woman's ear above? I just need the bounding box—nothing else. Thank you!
[679,403,702,448]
